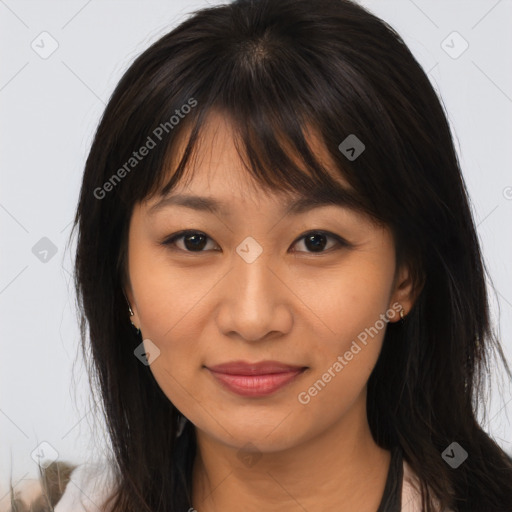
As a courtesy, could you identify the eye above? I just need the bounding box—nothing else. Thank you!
[290,230,349,253]
[161,230,349,254]
[161,230,219,252]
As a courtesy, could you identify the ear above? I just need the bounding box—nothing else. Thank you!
[387,262,423,323]
[123,284,141,330]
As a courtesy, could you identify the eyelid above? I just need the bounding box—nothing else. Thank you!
[160,229,351,253]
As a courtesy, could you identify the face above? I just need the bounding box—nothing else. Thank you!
[124,111,415,453]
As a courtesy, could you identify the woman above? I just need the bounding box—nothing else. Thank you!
[9,0,512,510]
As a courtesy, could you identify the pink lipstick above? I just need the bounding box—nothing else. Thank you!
[206,360,307,397]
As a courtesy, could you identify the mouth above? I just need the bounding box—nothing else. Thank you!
[205,360,308,397]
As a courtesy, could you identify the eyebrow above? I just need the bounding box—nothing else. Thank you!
[147,188,364,218]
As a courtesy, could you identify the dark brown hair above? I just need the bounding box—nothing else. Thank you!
[69,0,512,510]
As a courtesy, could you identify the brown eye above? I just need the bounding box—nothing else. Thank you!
[162,231,218,252]
[161,230,350,254]
[290,231,349,253]
[304,233,328,252]
[182,233,208,251]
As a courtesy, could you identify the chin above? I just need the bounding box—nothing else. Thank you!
[200,414,309,453]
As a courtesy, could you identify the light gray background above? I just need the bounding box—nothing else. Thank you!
[1,0,511,500]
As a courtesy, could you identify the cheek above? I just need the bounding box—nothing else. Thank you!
[127,242,191,373]
[289,256,395,346]
[128,247,225,406]
[129,236,223,339]
[288,257,395,402]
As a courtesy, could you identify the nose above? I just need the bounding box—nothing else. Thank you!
[215,248,293,343]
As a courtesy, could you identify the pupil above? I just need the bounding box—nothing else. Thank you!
[305,233,326,252]
[185,233,207,251]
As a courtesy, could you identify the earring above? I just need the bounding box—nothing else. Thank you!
[123,290,135,317]
[123,291,140,333]
[400,307,406,321]
[127,304,141,335]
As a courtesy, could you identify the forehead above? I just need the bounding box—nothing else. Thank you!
[147,109,353,207]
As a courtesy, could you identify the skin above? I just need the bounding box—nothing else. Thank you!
[124,111,418,512]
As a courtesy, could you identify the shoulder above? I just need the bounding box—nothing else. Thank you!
[1,459,117,512]
[1,460,78,512]
[54,459,118,512]
[401,460,454,512]
[401,459,423,511]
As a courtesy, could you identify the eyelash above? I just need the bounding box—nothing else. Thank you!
[160,230,351,254]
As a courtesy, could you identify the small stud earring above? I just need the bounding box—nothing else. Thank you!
[400,307,406,321]
[123,290,135,317]
[128,305,140,334]
[123,291,140,334]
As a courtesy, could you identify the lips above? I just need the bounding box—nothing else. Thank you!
[207,360,306,375]
[206,360,308,397]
